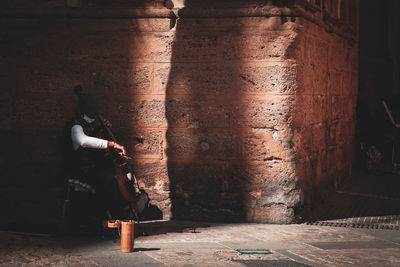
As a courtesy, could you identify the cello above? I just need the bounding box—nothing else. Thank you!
[98,114,149,220]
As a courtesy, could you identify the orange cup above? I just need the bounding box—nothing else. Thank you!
[120,220,134,253]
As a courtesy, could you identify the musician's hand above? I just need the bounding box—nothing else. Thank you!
[108,141,126,156]
[103,118,112,128]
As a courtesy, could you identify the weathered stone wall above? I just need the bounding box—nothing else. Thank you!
[293,20,358,213]
[0,0,358,223]
[164,15,303,222]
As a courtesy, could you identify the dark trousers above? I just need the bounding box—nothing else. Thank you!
[87,168,124,219]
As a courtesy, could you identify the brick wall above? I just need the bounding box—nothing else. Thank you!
[0,0,359,223]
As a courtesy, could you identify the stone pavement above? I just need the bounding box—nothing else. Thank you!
[306,171,400,231]
[1,170,400,266]
[1,220,400,267]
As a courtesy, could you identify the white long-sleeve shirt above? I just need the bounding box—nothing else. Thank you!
[71,124,108,151]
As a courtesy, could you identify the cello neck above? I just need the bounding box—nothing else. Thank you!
[98,114,117,142]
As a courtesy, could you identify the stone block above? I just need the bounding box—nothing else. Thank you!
[165,95,245,128]
[127,18,173,33]
[66,31,133,60]
[166,129,239,159]
[134,32,174,62]
[177,17,299,33]
[308,37,329,70]
[117,129,163,159]
[337,144,347,170]
[350,71,358,95]
[221,163,252,195]
[346,46,359,72]
[165,98,200,128]
[328,39,347,72]
[153,63,170,94]
[168,163,223,210]
[312,123,327,152]
[222,160,300,219]
[12,92,71,130]
[13,59,95,97]
[293,94,313,126]
[224,161,297,193]
[297,156,312,185]
[4,130,60,166]
[342,97,356,120]
[165,131,196,158]
[132,160,171,218]
[291,126,313,159]
[237,64,298,94]
[69,18,172,32]
[219,31,298,61]
[326,145,338,178]
[92,63,153,94]
[154,62,233,95]
[328,71,343,95]
[299,32,311,66]
[132,32,172,63]
[315,150,327,183]
[257,177,301,208]
[341,71,352,96]
[310,94,327,124]
[171,32,219,62]
[253,204,295,223]
[133,160,169,189]
[329,95,342,121]
[156,62,298,96]
[242,128,293,162]
[61,30,173,62]
[300,65,328,95]
[198,99,238,128]
[328,120,339,145]
[239,96,295,128]
[117,98,167,127]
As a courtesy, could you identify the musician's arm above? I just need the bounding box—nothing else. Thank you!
[71,125,108,151]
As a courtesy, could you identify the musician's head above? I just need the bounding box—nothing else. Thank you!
[74,85,98,122]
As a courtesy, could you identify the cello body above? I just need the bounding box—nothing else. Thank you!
[98,114,149,218]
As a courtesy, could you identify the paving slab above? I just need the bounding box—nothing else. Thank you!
[233,259,311,267]
[137,241,227,249]
[355,228,400,244]
[288,248,400,267]
[220,240,312,250]
[307,240,400,250]
[88,251,165,267]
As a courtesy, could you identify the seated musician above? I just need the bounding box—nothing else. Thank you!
[61,85,127,220]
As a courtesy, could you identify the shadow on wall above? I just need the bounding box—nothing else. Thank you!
[0,13,145,187]
[165,2,245,221]
[0,1,170,223]
[165,1,304,222]
[61,9,169,220]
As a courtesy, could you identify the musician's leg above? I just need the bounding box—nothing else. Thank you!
[95,170,123,219]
